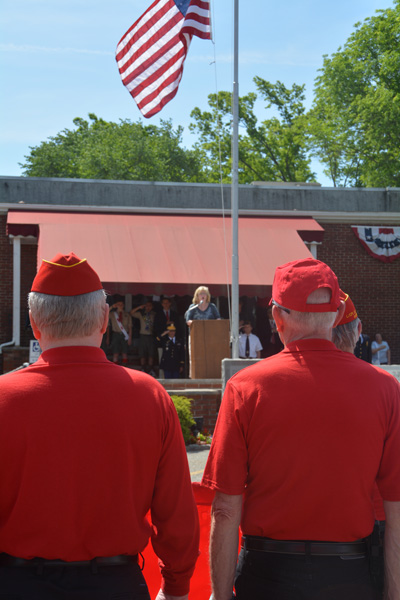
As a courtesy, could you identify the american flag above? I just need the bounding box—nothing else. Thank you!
[116,0,211,118]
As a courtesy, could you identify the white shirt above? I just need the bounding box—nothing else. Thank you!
[371,340,390,365]
[239,332,263,358]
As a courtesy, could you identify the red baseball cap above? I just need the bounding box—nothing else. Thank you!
[31,252,103,296]
[337,290,358,325]
[271,258,340,313]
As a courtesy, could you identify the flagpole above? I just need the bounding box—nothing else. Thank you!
[231,0,239,359]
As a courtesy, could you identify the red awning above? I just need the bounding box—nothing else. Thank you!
[7,211,324,296]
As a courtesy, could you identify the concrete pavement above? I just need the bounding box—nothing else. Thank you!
[187,444,210,483]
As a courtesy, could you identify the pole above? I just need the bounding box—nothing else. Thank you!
[231,0,239,358]
[13,236,21,347]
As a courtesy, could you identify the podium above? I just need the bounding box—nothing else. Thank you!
[190,320,230,379]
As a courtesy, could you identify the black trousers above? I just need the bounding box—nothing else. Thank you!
[0,561,150,600]
[235,548,379,600]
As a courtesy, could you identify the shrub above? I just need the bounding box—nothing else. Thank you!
[170,395,196,444]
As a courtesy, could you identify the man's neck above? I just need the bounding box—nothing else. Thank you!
[282,332,333,345]
[39,335,102,352]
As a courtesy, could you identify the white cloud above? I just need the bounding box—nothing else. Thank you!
[0,43,113,56]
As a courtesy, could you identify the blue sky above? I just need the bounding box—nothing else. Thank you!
[0,0,395,184]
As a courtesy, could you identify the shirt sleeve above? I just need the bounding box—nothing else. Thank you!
[150,397,200,595]
[202,379,249,495]
[376,380,400,501]
[255,336,263,352]
[185,305,196,322]
[210,303,221,319]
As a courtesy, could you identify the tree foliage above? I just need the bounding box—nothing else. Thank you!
[189,78,316,184]
[309,0,400,187]
[21,114,205,182]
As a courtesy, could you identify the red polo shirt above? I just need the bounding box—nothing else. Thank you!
[0,346,199,596]
[202,339,400,541]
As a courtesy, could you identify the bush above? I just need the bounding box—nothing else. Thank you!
[170,395,196,444]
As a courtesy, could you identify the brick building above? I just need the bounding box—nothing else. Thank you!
[0,177,399,373]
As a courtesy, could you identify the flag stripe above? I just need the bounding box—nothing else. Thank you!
[116,0,211,118]
[137,69,183,114]
[117,5,181,70]
[116,0,167,57]
[135,49,185,109]
[129,45,185,100]
[125,40,185,93]
[119,17,182,83]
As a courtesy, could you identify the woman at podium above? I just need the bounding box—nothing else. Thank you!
[185,286,221,327]
[185,286,225,378]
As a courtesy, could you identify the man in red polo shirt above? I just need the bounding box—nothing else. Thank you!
[332,290,386,598]
[202,258,400,600]
[0,253,199,600]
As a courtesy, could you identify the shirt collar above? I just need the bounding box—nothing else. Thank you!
[284,338,339,353]
[36,345,108,366]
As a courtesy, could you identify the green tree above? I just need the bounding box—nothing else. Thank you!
[21,114,205,182]
[309,1,400,187]
[189,78,315,184]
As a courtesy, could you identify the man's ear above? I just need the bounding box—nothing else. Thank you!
[332,300,345,328]
[29,310,41,340]
[100,303,110,335]
[272,305,284,332]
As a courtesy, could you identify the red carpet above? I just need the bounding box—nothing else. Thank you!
[142,483,215,599]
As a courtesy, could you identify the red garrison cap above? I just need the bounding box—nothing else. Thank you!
[338,290,358,325]
[271,258,340,313]
[31,252,103,296]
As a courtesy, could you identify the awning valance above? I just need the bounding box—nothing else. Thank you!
[7,211,324,296]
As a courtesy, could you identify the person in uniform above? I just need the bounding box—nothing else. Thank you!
[354,332,372,362]
[202,258,400,600]
[0,252,199,600]
[154,297,180,377]
[159,323,185,379]
[131,300,157,375]
[107,294,132,364]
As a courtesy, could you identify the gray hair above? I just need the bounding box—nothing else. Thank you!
[28,289,107,340]
[283,309,337,338]
[332,318,361,353]
[280,288,338,337]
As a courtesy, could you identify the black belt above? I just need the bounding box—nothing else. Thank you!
[241,536,367,556]
[0,553,137,568]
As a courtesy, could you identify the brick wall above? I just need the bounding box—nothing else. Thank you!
[2,346,30,373]
[160,379,222,432]
[0,215,13,344]
[20,244,37,347]
[0,217,37,349]
[317,223,400,364]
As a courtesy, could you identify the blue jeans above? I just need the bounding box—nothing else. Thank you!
[235,548,377,600]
